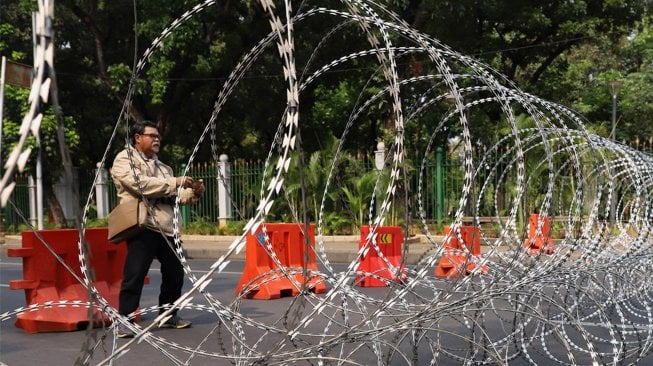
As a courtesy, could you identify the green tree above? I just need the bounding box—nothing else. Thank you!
[1,1,81,226]
[398,0,647,87]
[3,0,652,230]
[1,86,80,226]
[562,16,653,142]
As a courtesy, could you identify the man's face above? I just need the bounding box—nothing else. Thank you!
[134,126,161,158]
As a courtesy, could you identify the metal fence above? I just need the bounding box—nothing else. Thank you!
[3,153,512,229]
[177,160,264,223]
[2,174,31,230]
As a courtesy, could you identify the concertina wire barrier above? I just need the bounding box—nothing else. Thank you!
[2,0,653,364]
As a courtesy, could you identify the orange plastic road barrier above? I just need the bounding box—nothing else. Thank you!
[435,225,488,278]
[355,225,406,287]
[235,223,326,300]
[523,213,556,255]
[8,228,147,333]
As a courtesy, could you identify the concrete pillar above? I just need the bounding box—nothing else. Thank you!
[374,142,386,218]
[28,175,37,227]
[218,154,232,227]
[95,162,110,219]
[374,142,386,171]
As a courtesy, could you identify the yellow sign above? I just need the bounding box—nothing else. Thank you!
[379,233,392,244]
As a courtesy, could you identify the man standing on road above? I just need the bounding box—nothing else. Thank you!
[110,120,205,338]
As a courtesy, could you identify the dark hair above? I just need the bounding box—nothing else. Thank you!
[129,120,158,145]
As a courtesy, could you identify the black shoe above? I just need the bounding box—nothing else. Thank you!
[158,315,192,329]
[116,323,135,338]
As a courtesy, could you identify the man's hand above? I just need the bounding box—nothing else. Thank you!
[192,179,205,197]
[176,176,195,188]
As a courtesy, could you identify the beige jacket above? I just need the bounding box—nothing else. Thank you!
[110,146,197,237]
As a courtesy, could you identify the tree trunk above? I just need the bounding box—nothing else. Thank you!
[44,184,68,228]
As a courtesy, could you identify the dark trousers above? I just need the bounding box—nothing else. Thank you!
[119,229,184,318]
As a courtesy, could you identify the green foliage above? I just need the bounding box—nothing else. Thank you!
[162,144,193,171]
[183,218,246,235]
[185,215,218,235]
[561,17,653,142]
[219,220,247,235]
[322,212,355,235]
[1,84,80,190]
[107,63,144,95]
[2,0,651,232]
[311,81,356,137]
[6,0,649,169]
[148,58,176,105]
[4,223,30,234]
[407,0,646,89]
[341,170,379,229]
[85,217,109,228]
[550,221,567,239]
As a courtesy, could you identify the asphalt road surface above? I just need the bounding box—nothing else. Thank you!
[2,257,278,365]
[2,256,396,365]
[4,252,653,365]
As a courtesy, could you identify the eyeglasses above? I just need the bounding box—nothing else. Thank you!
[139,133,161,140]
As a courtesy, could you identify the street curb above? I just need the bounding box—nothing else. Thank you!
[2,233,554,265]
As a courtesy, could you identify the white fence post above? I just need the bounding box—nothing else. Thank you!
[28,175,37,227]
[217,154,232,227]
[95,162,110,219]
[374,142,386,217]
